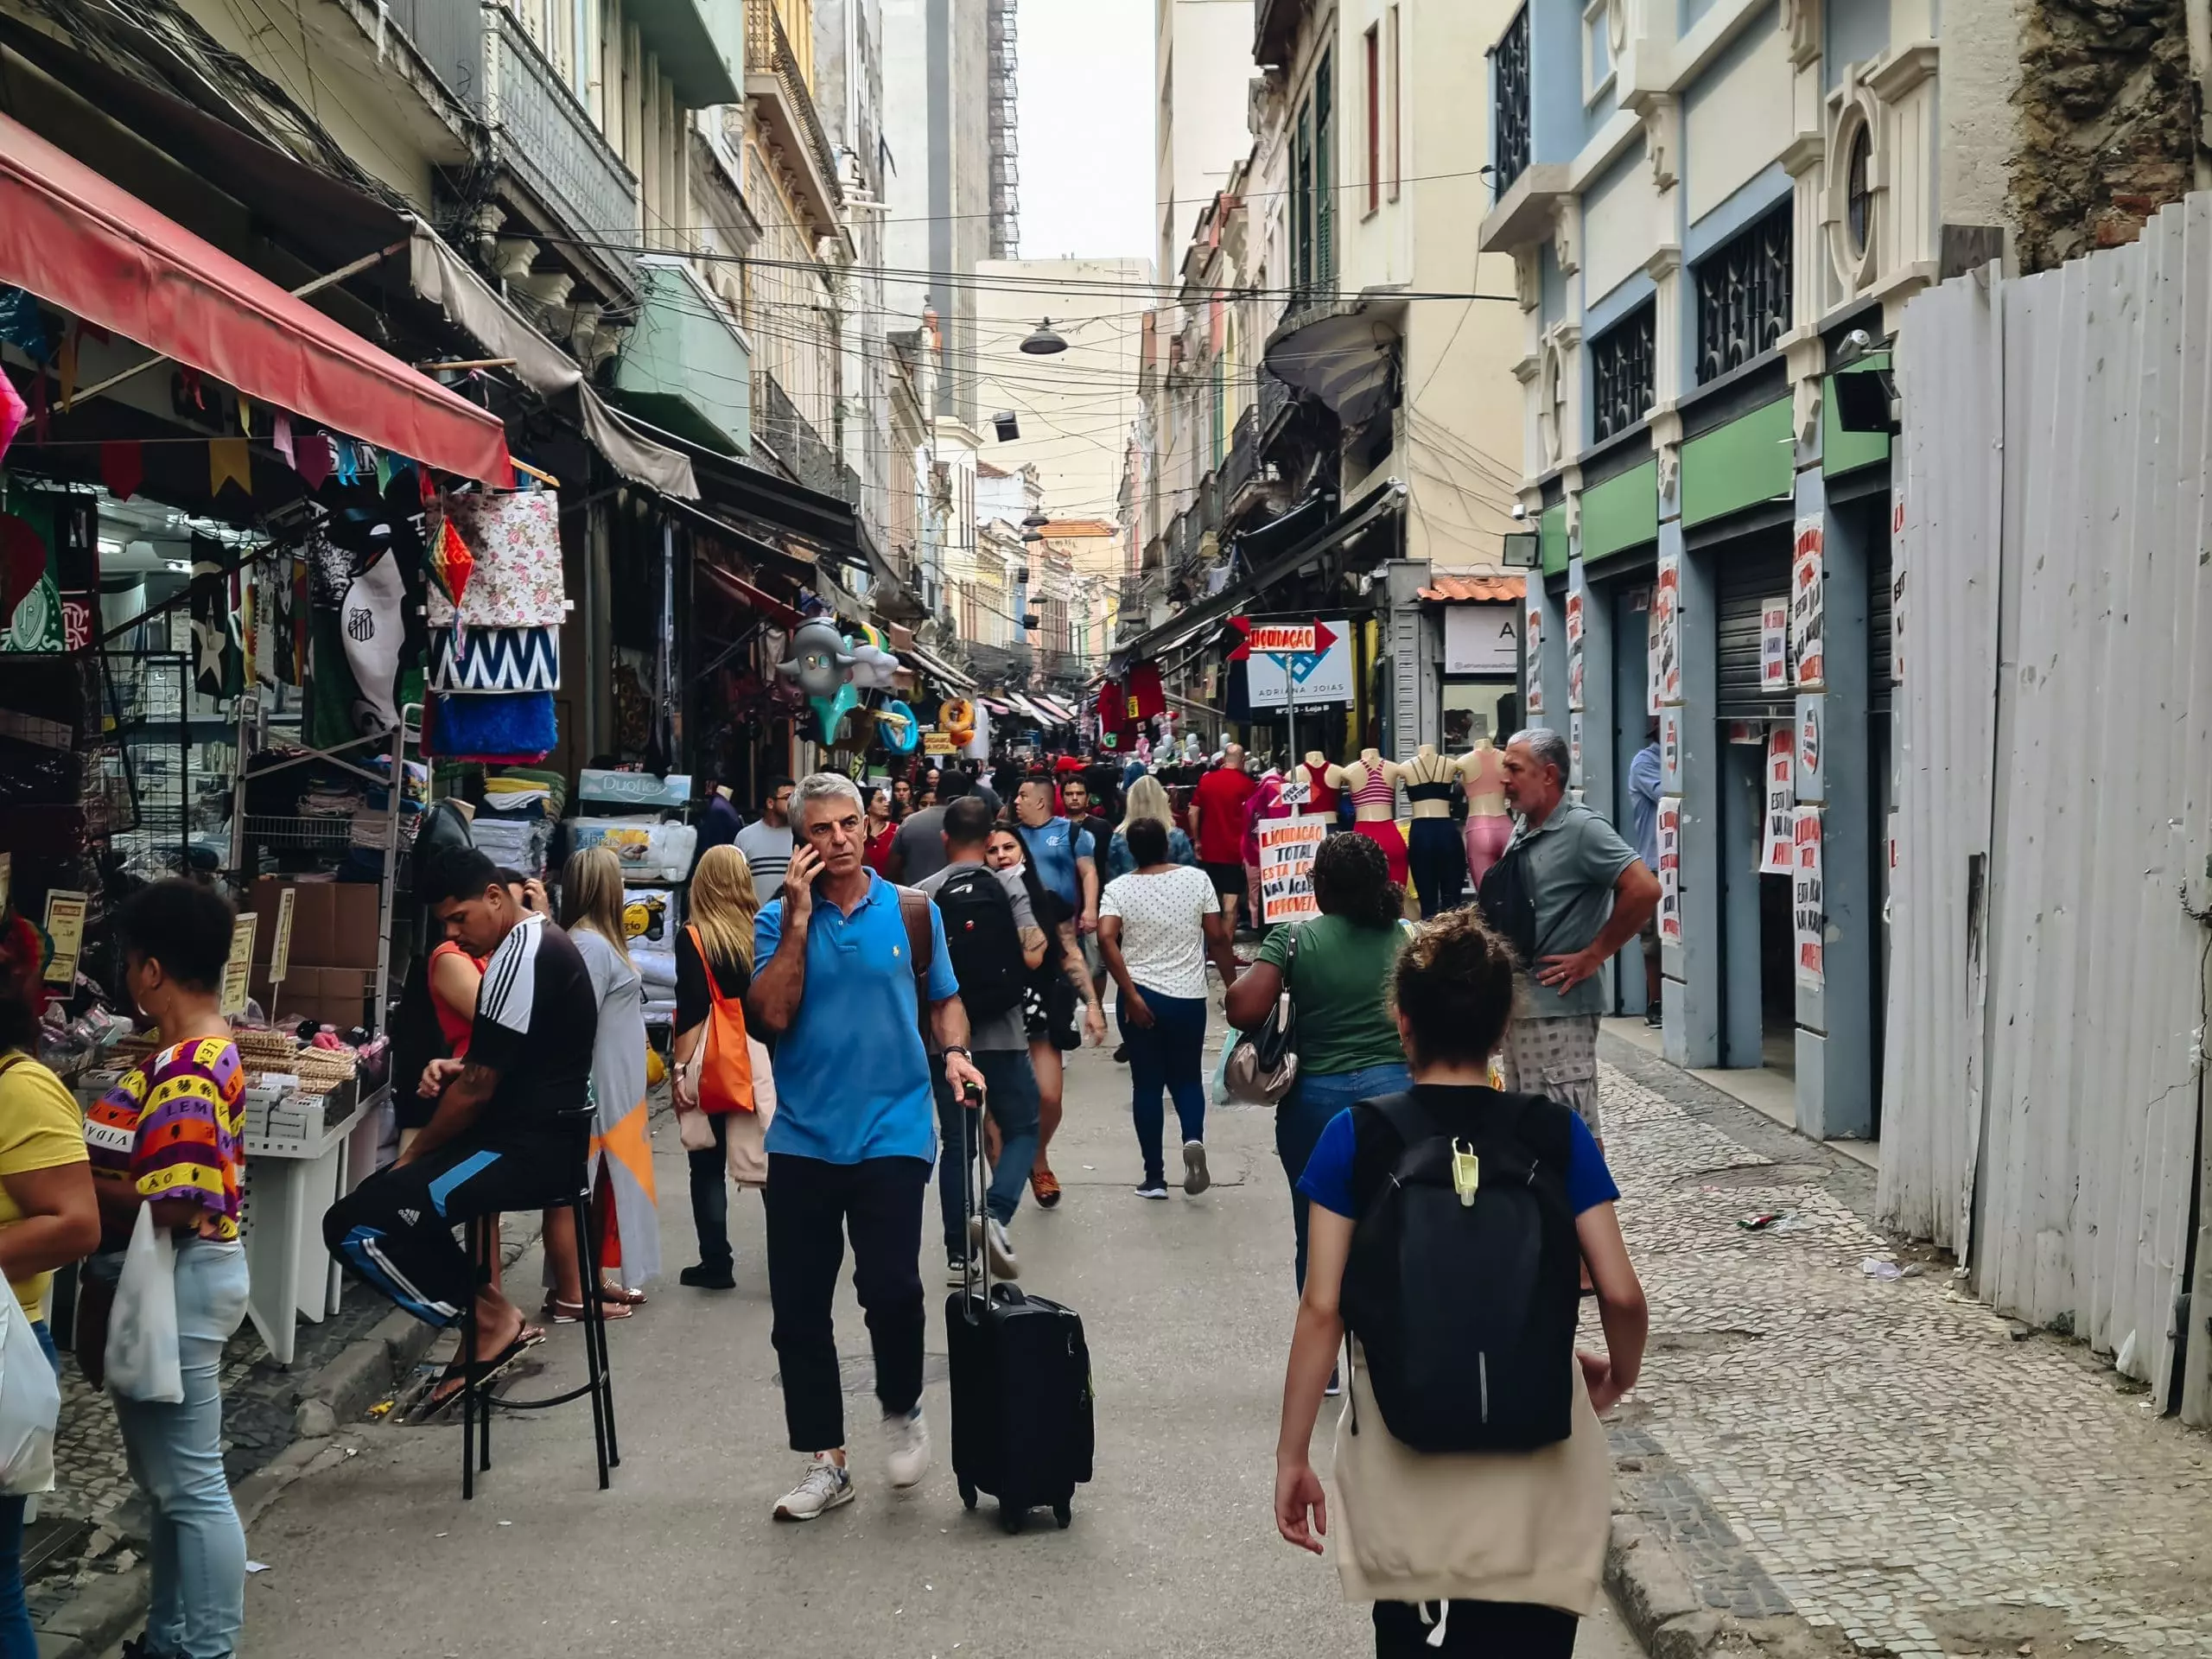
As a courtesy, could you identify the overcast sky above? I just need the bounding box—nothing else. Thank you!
[1017,0,1155,267]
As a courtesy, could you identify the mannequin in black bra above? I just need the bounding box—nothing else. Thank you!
[1397,746,1468,917]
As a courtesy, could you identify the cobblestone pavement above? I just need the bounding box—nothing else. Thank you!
[1602,1040,2212,1656]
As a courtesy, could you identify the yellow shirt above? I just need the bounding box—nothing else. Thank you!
[0,1052,92,1318]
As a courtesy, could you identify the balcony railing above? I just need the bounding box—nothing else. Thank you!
[1491,6,1532,198]
[747,0,843,216]
[1221,404,1261,503]
[755,370,842,494]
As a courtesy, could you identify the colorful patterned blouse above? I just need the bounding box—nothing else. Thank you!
[87,1037,247,1243]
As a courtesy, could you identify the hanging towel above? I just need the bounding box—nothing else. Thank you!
[424,690,556,760]
[426,493,565,627]
[429,625,561,693]
[337,547,405,735]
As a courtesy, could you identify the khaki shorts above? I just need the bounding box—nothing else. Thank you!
[1499,1013,1603,1138]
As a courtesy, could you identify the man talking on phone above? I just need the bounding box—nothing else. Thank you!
[746,773,985,1522]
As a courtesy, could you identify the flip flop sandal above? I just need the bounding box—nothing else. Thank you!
[412,1328,545,1419]
[1030,1168,1063,1208]
[541,1296,632,1325]
[599,1281,647,1306]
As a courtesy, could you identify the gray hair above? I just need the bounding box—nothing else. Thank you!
[793,771,865,823]
[1509,727,1571,785]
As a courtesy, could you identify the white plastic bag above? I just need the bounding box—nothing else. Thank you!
[107,1206,183,1404]
[0,1290,59,1495]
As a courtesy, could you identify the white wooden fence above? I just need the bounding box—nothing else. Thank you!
[1883,194,2212,1421]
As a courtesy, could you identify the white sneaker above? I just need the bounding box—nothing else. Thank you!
[885,1404,931,1489]
[968,1215,1020,1279]
[772,1452,854,1521]
[1183,1140,1211,1195]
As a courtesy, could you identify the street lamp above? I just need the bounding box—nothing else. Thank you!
[1020,319,1068,356]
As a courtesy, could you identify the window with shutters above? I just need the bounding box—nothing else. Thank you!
[1293,104,1314,303]
[1694,206,1792,385]
[1590,302,1655,442]
[1314,49,1335,294]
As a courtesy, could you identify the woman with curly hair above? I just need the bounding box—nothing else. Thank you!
[1227,832,1413,1308]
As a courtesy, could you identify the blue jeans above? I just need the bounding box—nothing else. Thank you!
[110,1237,250,1659]
[1275,1065,1412,1288]
[0,1320,60,1659]
[1119,989,1210,1182]
[933,1049,1042,1255]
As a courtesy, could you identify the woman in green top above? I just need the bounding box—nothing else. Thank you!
[1225,833,1411,1298]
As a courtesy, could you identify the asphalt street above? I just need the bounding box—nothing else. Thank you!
[229,1035,1639,1658]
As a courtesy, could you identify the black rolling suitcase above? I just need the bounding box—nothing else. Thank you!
[944,1087,1095,1532]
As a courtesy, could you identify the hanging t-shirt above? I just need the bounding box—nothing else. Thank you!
[1125,664,1166,722]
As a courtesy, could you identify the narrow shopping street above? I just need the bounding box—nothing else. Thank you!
[224,1035,1637,1659]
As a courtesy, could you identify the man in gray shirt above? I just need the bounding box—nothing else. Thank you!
[912,795,1044,1282]
[887,769,977,886]
[1495,728,1661,1137]
[734,775,795,898]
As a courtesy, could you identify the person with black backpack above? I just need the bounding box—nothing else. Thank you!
[915,796,1049,1286]
[1273,908,1649,1657]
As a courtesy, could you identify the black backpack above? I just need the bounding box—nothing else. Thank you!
[1340,1090,1580,1453]
[932,865,1027,1018]
[1475,837,1540,969]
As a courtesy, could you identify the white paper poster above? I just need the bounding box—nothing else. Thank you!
[1524,600,1545,715]
[1791,518,1826,690]
[1659,708,1681,783]
[1759,600,1789,693]
[1257,818,1328,923]
[1759,728,1796,874]
[1565,591,1585,712]
[1569,711,1584,782]
[1792,806,1824,988]
[1564,590,1584,645]
[1652,547,1681,706]
[1656,796,1682,943]
[1799,699,1823,793]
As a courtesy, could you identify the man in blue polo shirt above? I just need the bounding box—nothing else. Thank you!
[1013,774,1098,933]
[747,773,982,1523]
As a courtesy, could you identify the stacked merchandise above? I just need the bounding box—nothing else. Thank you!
[632,935,679,1031]
[353,756,429,857]
[421,490,565,764]
[468,767,565,875]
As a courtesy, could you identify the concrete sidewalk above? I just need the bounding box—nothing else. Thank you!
[1598,1038,2212,1656]
[214,1033,1640,1658]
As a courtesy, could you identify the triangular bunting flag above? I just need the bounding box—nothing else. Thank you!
[238,394,253,436]
[0,374,23,466]
[272,413,296,469]
[296,434,334,490]
[373,448,393,491]
[209,436,251,498]
[99,440,143,501]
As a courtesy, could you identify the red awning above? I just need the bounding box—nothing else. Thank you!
[0,111,511,485]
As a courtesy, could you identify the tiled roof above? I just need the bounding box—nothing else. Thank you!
[1419,574,1526,602]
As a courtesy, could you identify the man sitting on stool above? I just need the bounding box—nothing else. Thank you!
[325,849,599,1413]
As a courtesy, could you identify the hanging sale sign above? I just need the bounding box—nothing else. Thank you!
[1659,708,1681,784]
[1656,796,1682,943]
[1257,818,1328,924]
[1790,518,1825,690]
[1759,728,1796,874]
[1891,486,1906,686]
[1525,599,1545,715]
[1652,546,1681,705]
[1565,590,1585,712]
[1792,807,1824,988]
[1759,599,1789,692]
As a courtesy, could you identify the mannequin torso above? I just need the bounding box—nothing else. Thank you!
[1459,739,1508,817]
[1399,745,1459,818]
[1328,748,1401,823]
[1294,752,1339,816]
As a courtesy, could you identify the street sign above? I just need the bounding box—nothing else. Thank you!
[1227,616,1338,660]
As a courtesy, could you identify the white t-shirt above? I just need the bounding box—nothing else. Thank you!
[1100,866,1219,1000]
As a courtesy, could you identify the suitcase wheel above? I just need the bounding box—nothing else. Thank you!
[1053,1503,1072,1529]
[959,1478,977,1511]
[1000,1503,1024,1535]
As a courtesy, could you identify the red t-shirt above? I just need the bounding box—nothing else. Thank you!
[1192,767,1258,864]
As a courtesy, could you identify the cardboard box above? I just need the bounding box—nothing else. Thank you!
[247,879,382,975]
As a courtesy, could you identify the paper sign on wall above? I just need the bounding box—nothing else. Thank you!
[221,912,258,1016]
[1760,600,1789,692]
[1257,819,1328,924]
[1792,807,1824,988]
[1569,712,1584,783]
[1759,728,1796,874]
[41,891,86,986]
[1656,796,1682,943]
[1659,709,1681,785]
[1524,600,1545,715]
[1791,518,1826,690]
[1653,546,1681,706]
[268,887,298,984]
[1564,590,1584,645]
[1798,698,1823,796]
[1565,590,1586,712]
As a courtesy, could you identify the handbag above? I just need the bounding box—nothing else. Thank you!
[724,1037,777,1189]
[1224,927,1300,1105]
[686,926,756,1116]
[1475,836,1540,969]
[105,1207,183,1405]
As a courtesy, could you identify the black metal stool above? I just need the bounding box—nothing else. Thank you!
[455,1118,619,1499]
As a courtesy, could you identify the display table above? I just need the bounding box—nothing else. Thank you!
[242,1084,386,1364]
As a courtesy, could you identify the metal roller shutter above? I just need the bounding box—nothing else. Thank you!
[1714,540,1796,719]
[1869,543,1894,714]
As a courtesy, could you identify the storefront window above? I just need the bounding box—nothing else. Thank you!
[1443,680,1516,750]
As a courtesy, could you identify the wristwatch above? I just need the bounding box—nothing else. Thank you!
[942,1046,973,1063]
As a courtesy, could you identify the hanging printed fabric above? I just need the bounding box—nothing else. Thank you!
[53,494,97,654]
[0,505,60,654]
[423,691,556,762]
[337,548,405,735]
[426,492,564,628]
[189,537,242,696]
[429,626,561,693]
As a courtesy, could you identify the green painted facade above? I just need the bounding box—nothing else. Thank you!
[613,261,751,455]
[1541,502,1569,575]
[1581,460,1659,563]
[1822,356,1891,477]
[1681,397,1793,527]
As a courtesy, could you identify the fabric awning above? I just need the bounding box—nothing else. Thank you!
[0,110,511,484]
[980,696,1016,718]
[900,645,976,693]
[1029,694,1079,724]
[698,558,803,629]
[407,224,695,497]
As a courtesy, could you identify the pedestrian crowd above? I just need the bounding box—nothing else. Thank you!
[0,723,1659,1657]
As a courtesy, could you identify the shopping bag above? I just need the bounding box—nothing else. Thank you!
[0,1290,59,1495]
[106,1207,184,1404]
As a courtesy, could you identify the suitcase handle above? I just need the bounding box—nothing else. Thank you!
[959,1079,988,1319]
